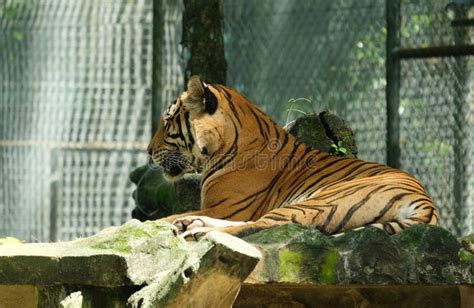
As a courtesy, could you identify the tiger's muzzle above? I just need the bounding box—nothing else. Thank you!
[152,151,191,178]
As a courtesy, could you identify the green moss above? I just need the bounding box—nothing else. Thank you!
[87,221,167,254]
[458,248,473,263]
[441,267,457,283]
[243,224,311,245]
[319,249,339,284]
[279,250,302,283]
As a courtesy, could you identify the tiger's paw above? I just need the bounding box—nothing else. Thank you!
[181,226,214,241]
[173,215,207,232]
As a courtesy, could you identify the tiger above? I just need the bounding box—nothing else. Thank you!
[147,75,438,239]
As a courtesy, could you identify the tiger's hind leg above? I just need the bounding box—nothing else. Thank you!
[215,199,439,239]
[332,198,439,237]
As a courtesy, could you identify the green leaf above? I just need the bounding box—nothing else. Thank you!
[4,7,17,19]
[13,30,23,41]
[339,147,348,154]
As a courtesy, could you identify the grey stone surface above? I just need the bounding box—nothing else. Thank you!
[0,220,261,307]
[128,231,261,307]
[243,224,473,285]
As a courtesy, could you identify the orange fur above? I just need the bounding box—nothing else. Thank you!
[148,76,438,238]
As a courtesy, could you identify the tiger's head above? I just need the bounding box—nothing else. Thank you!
[147,75,238,181]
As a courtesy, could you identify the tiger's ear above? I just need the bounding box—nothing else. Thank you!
[182,75,218,116]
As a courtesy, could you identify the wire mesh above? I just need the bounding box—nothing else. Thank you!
[399,0,474,236]
[223,0,388,164]
[400,0,474,49]
[223,0,473,236]
[160,0,185,113]
[0,0,154,241]
[1,0,472,241]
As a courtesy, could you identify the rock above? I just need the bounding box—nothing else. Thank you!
[0,220,261,307]
[130,166,201,221]
[0,220,185,286]
[243,224,472,285]
[461,233,474,254]
[130,165,176,220]
[128,231,261,307]
[173,174,202,214]
[393,224,471,284]
[333,227,410,284]
[243,224,336,284]
[287,111,357,158]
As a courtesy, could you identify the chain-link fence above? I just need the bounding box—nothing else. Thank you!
[223,0,473,236]
[224,0,388,164]
[398,0,474,236]
[0,0,154,241]
[1,0,473,241]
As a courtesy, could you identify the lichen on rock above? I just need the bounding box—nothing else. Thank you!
[244,224,473,285]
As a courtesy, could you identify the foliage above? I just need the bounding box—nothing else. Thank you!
[331,140,348,156]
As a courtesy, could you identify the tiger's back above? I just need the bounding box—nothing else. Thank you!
[148,76,438,238]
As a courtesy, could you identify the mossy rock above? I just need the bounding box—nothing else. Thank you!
[393,225,471,284]
[129,165,176,220]
[244,225,339,284]
[244,224,472,285]
[287,111,357,158]
[130,166,201,221]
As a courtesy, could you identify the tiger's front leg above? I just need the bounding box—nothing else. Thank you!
[177,207,313,240]
[174,215,249,232]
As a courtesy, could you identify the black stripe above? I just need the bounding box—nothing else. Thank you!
[248,106,268,139]
[201,121,239,185]
[214,84,232,99]
[332,185,387,233]
[221,195,262,220]
[263,214,290,222]
[285,157,348,201]
[322,205,338,232]
[223,96,243,127]
[365,192,413,225]
[384,223,396,234]
[184,111,195,148]
[206,197,229,209]
[250,142,304,219]
[282,153,336,200]
[413,198,433,209]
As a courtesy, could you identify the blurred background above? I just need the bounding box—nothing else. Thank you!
[1,0,473,242]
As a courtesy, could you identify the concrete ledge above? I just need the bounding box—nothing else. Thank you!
[0,220,261,307]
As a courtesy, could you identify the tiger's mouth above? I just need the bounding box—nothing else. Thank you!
[151,151,193,179]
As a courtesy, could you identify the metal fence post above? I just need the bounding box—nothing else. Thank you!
[453,7,468,236]
[385,0,401,168]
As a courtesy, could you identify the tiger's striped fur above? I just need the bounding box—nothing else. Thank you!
[147,76,438,238]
